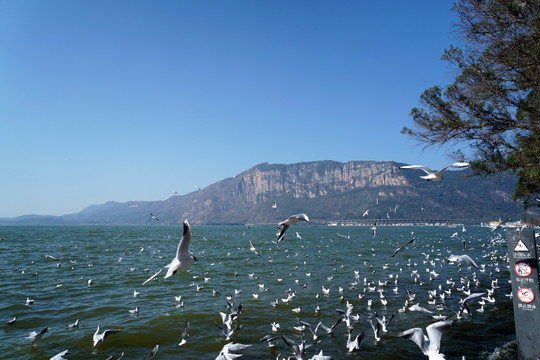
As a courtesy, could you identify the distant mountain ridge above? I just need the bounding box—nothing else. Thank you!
[1,160,534,225]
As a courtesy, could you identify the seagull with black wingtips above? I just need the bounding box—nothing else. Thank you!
[145,343,159,360]
[93,325,121,347]
[177,320,190,346]
[390,238,416,258]
[276,213,309,243]
[346,329,365,352]
[394,319,455,360]
[27,327,49,345]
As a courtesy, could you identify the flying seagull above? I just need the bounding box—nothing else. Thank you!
[177,320,190,346]
[145,344,159,360]
[50,349,69,360]
[282,334,308,360]
[276,213,309,242]
[395,319,455,360]
[347,329,365,352]
[400,162,469,181]
[259,334,278,348]
[150,213,159,221]
[93,325,122,347]
[390,238,416,258]
[447,254,479,268]
[142,220,197,285]
[375,312,395,333]
[27,327,49,345]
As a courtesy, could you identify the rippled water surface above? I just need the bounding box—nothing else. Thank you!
[0,225,519,359]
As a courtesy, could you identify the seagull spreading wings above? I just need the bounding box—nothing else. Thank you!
[447,254,479,268]
[93,325,121,346]
[276,213,309,243]
[395,319,455,360]
[249,239,260,256]
[215,322,242,340]
[282,334,308,360]
[375,312,395,333]
[346,329,365,352]
[400,162,469,181]
[27,327,49,344]
[142,220,197,285]
[390,238,416,258]
[50,349,69,360]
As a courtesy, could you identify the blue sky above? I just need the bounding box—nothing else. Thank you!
[0,1,465,218]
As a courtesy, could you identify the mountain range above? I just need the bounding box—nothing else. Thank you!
[1,160,535,226]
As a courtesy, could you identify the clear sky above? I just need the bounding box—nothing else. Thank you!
[0,1,465,218]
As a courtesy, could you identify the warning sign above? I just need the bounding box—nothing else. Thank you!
[514,240,529,252]
[517,288,535,303]
[515,262,533,277]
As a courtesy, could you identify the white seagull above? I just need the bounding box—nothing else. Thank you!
[276,213,309,242]
[142,220,197,285]
[282,334,307,360]
[447,254,479,268]
[93,325,122,347]
[65,319,80,329]
[395,319,455,360]
[347,329,365,352]
[27,327,49,345]
[50,349,69,360]
[400,162,469,181]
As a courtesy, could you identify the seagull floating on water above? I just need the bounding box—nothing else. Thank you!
[65,319,79,329]
[400,162,469,181]
[142,220,197,285]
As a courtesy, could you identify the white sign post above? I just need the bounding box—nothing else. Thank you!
[507,229,540,360]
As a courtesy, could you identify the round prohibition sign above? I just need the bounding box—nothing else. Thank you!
[515,262,533,277]
[517,288,535,303]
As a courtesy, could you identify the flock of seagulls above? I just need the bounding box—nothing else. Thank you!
[4,160,518,359]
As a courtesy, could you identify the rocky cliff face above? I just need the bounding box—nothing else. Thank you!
[161,160,523,225]
[2,160,531,225]
[236,161,408,202]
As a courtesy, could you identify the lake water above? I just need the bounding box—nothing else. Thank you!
[0,225,519,359]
